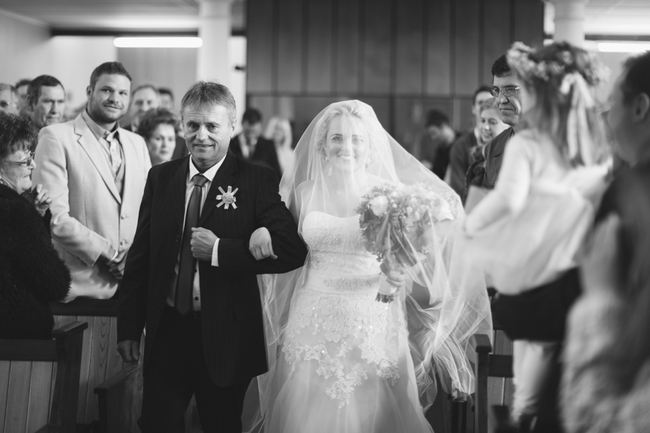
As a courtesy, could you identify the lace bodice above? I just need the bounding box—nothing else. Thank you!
[301,211,381,293]
[282,212,406,406]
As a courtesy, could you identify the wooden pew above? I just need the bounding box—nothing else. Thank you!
[473,333,514,433]
[94,365,142,433]
[0,321,87,433]
[50,298,127,426]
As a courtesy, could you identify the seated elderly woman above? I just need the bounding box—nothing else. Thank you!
[137,107,179,166]
[0,112,70,338]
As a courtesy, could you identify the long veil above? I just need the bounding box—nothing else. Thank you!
[245,100,492,430]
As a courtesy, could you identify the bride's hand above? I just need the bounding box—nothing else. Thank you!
[385,270,406,288]
[249,227,278,261]
[380,261,406,287]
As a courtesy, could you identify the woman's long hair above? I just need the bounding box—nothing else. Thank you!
[507,41,609,167]
[608,169,650,390]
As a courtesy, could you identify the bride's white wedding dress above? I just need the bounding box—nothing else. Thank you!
[265,211,434,433]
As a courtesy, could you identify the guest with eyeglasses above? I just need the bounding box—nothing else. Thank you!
[466,54,525,209]
[0,112,70,339]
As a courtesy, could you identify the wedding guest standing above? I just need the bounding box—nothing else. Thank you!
[448,85,493,197]
[0,83,18,115]
[466,54,524,196]
[26,75,66,131]
[230,108,281,178]
[33,61,151,300]
[125,84,159,132]
[264,116,295,196]
[0,112,70,338]
[411,109,456,179]
[137,107,179,166]
[14,78,31,115]
[264,116,295,175]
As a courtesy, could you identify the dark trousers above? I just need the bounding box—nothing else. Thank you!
[141,307,251,433]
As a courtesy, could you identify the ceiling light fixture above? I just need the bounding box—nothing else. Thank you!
[596,41,650,53]
[113,37,203,48]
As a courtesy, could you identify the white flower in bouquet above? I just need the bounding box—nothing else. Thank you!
[369,195,389,217]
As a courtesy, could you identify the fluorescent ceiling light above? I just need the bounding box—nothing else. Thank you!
[113,37,202,48]
[596,41,650,53]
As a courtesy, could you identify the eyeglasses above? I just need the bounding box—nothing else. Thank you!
[0,101,17,110]
[3,151,34,167]
[489,85,520,99]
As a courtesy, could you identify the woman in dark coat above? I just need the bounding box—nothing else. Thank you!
[0,112,70,338]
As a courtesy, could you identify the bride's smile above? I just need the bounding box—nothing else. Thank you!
[324,114,369,172]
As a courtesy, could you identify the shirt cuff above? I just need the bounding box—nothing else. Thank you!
[211,238,220,267]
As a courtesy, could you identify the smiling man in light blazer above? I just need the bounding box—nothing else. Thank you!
[33,61,151,300]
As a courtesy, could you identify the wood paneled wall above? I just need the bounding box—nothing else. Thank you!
[246,0,543,147]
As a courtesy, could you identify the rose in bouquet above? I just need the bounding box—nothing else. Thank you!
[357,182,455,302]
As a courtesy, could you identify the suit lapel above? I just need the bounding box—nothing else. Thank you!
[74,116,121,203]
[171,158,190,231]
[120,129,138,206]
[200,152,238,225]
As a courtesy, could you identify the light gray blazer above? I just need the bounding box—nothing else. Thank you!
[33,114,151,300]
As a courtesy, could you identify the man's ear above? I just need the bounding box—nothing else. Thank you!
[86,85,92,98]
[633,93,650,121]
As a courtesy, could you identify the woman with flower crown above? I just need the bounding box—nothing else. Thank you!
[243,100,491,433]
[463,41,611,429]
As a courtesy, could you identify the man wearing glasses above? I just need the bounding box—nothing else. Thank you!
[467,54,523,195]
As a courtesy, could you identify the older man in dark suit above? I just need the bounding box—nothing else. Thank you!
[117,82,307,433]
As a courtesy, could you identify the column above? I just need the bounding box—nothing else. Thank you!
[546,0,587,47]
[197,0,232,84]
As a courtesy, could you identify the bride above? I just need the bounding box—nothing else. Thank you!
[248,100,491,433]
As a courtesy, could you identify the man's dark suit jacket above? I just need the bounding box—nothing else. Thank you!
[117,152,307,386]
[448,131,478,198]
[480,127,516,189]
[229,135,281,178]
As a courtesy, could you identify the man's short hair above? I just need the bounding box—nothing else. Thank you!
[242,108,263,125]
[89,62,132,91]
[0,112,37,159]
[425,109,450,128]
[14,78,31,90]
[491,54,512,78]
[180,82,236,126]
[132,84,158,96]
[621,51,650,104]
[473,85,494,104]
[158,87,174,99]
[27,75,64,108]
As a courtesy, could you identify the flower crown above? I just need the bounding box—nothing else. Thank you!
[506,41,608,88]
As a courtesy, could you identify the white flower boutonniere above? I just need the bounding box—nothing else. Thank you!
[216,185,238,210]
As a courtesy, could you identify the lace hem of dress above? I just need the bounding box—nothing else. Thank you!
[282,292,404,406]
[283,341,400,407]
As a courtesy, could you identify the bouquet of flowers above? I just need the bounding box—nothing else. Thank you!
[357,182,455,302]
